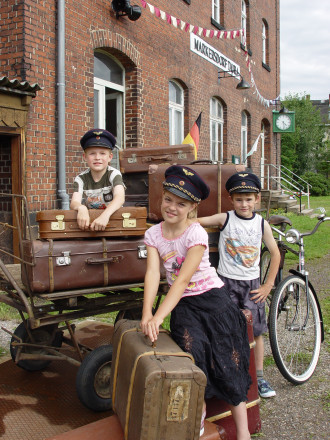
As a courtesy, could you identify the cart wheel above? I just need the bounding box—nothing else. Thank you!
[114,306,143,324]
[76,344,113,412]
[10,323,63,371]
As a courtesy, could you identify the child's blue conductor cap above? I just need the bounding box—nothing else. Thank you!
[80,129,116,150]
[226,172,261,194]
[163,165,210,202]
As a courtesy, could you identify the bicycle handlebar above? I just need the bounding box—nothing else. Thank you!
[300,215,330,238]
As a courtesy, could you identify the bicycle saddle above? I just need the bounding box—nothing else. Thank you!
[268,215,292,226]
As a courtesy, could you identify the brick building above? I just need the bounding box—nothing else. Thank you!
[0,0,280,253]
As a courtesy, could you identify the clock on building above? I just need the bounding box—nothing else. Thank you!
[272,110,295,133]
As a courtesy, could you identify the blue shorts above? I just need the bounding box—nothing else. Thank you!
[218,275,268,337]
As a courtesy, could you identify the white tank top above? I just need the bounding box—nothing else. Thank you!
[217,210,264,280]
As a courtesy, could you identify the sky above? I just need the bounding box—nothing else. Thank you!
[280,0,330,101]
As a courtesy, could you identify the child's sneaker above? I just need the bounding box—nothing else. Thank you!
[258,379,276,398]
[200,408,206,437]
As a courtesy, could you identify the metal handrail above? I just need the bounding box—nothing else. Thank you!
[264,164,312,210]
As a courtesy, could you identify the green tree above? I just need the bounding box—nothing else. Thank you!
[280,93,326,176]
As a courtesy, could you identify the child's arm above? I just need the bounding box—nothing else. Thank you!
[250,221,281,303]
[142,245,205,343]
[90,185,125,231]
[141,246,162,332]
[70,192,90,230]
[198,212,227,228]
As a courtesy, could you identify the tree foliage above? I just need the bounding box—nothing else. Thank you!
[280,93,327,177]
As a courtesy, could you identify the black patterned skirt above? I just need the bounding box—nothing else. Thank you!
[170,286,251,406]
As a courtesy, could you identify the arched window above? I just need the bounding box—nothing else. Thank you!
[241,111,248,164]
[210,98,223,162]
[94,51,125,168]
[169,80,184,145]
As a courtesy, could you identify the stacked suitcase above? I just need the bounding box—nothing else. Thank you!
[21,206,149,294]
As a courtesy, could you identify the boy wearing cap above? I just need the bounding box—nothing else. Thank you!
[70,129,125,231]
[199,172,280,398]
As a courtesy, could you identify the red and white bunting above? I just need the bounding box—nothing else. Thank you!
[140,1,244,39]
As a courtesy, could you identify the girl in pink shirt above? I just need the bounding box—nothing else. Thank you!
[141,165,251,440]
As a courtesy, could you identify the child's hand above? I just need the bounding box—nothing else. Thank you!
[90,211,110,231]
[141,315,163,343]
[77,206,90,230]
[250,284,272,303]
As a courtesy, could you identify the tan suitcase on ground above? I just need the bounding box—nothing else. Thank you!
[36,207,147,239]
[110,319,207,440]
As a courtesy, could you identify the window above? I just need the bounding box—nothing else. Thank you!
[262,20,270,70]
[241,0,247,46]
[210,98,223,162]
[94,51,125,168]
[212,0,220,24]
[169,80,184,145]
[241,111,248,164]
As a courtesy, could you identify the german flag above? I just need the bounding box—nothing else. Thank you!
[182,112,202,159]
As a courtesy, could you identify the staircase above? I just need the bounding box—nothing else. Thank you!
[261,164,315,218]
[260,189,314,217]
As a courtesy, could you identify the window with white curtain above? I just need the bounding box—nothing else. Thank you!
[241,111,248,164]
[262,22,266,64]
[241,0,247,45]
[210,97,223,162]
[212,0,220,23]
[169,80,184,145]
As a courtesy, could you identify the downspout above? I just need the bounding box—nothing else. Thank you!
[57,0,70,209]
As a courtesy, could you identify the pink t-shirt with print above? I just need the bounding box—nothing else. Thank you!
[144,221,224,298]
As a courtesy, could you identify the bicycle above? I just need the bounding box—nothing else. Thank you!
[260,213,329,385]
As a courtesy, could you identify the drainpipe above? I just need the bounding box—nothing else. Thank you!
[57,0,70,209]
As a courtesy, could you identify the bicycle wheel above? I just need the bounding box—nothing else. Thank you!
[260,246,271,285]
[260,246,272,327]
[269,275,321,384]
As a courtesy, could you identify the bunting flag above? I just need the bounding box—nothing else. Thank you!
[182,113,202,159]
[246,133,262,158]
[140,1,244,39]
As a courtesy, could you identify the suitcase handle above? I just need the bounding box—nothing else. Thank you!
[142,155,173,162]
[86,256,124,264]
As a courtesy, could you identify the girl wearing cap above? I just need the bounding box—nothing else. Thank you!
[141,165,251,440]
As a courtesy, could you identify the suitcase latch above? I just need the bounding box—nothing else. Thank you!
[138,245,147,259]
[56,251,71,266]
[177,150,187,159]
[122,213,137,228]
[51,215,65,231]
[127,154,137,164]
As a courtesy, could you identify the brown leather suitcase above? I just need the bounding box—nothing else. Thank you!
[147,163,246,222]
[119,144,195,174]
[21,237,148,293]
[205,309,262,437]
[110,319,207,440]
[36,207,147,239]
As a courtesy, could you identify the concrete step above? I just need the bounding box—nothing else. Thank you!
[277,198,299,209]
[286,204,306,213]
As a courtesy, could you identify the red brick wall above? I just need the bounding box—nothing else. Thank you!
[0,0,280,210]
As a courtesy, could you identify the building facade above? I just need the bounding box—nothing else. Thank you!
[0,0,281,248]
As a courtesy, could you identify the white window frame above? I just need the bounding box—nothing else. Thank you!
[241,0,247,45]
[260,124,265,188]
[210,97,223,162]
[241,111,248,164]
[169,80,184,145]
[262,21,267,64]
[212,0,220,23]
[94,53,125,168]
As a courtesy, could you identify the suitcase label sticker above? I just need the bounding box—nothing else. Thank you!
[167,380,191,422]
[122,213,136,228]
